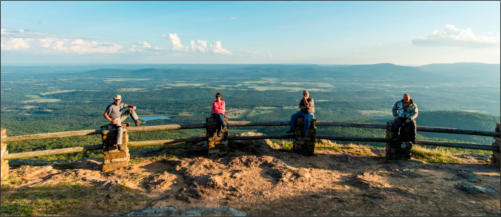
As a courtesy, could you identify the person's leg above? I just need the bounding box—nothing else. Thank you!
[289,111,303,132]
[303,113,314,135]
[392,118,403,138]
[409,119,416,143]
[129,108,139,121]
[212,113,222,136]
[218,113,226,128]
[120,109,131,123]
[116,126,123,150]
[123,108,144,126]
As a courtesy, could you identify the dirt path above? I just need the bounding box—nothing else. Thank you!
[2,138,499,216]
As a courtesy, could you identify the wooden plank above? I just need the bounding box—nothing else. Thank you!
[316,135,388,143]
[228,121,289,127]
[414,140,500,151]
[128,137,206,147]
[416,126,499,137]
[227,135,294,140]
[5,144,102,160]
[127,123,206,133]
[2,124,206,142]
[316,121,388,129]
[316,121,499,137]
[3,129,101,142]
[316,135,499,151]
[3,120,497,143]
[230,120,498,137]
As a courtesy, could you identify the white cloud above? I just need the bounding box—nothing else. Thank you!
[212,41,232,55]
[142,41,152,49]
[166,33,231,55]
[1,37,32,51]
[412,24,499,48]
[40,38,122,54]
[1,28,123,54]
[129,41,162,52]
[190,40,208,53]
[168,33,187,51]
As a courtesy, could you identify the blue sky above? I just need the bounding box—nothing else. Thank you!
[1,1,499,65]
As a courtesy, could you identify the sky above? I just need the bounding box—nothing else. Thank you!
[1,1,500,66]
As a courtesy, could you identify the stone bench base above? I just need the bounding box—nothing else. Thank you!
[206,117,229,156]
[101,124,130,172]
[292,116,316,156]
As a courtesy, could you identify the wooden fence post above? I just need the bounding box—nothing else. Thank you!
[491,123,500,166]
[206,116,229,156]
[292,116,316,155]
[101,124,130,172]
[1,129,9,180]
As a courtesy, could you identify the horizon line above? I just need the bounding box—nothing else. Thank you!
[2,61,500,68]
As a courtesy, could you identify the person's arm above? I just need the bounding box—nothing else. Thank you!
[305,98,311,109]
[211,101,216,113]
[103,112,116,124]
[124,103,136,110]
[392,102,399,118]
[409,104,418,120]
[299,99,307,109]
[222,101,226,114]
[103,105,116,124]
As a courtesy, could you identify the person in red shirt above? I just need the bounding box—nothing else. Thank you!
[211,92,227,136]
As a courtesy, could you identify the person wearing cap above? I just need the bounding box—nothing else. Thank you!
[392,93,418,143]
[211,92,227,137]
[103,94,145,150]
[286,90,315,136]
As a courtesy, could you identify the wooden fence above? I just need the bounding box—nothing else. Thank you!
[1,120,499,159]
[1,120,500,179]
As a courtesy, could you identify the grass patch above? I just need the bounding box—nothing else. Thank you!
[316,142,376,156]
[411,145,460,163]
[271,140,293,150]
[0,182,149,216]
[130,153,180,164]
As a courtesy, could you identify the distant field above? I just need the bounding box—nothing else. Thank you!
[40,90,76,95]
[22,99,61,103]
[104,78,151,82]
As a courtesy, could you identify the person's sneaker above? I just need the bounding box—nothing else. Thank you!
[217,130,222,137]
[134,120,146,126]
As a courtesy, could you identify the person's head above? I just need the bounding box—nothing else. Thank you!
[113,94,122,105]
[303,90,309,98]
[215,92,222,101]
[402,93,411,103]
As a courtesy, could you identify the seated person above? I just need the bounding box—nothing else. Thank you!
[211,92,227,137]
[103,94,146,150]
[287,90,315,136]
[392,93,418,143]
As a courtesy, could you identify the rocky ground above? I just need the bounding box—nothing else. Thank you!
[1,133,500,216]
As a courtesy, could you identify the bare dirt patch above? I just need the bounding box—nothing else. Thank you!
[1,136,499,216]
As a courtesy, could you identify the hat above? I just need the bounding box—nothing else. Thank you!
[113,94,122,100]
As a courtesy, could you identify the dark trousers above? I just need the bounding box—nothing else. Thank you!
[392,117,416,141]
[212,113,226,132]
[289,111,314,135]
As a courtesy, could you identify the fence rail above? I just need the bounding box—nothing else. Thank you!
[3,121,498,143]
[1,120,499,161]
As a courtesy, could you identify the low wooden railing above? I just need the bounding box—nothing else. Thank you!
[1,121,499,160]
